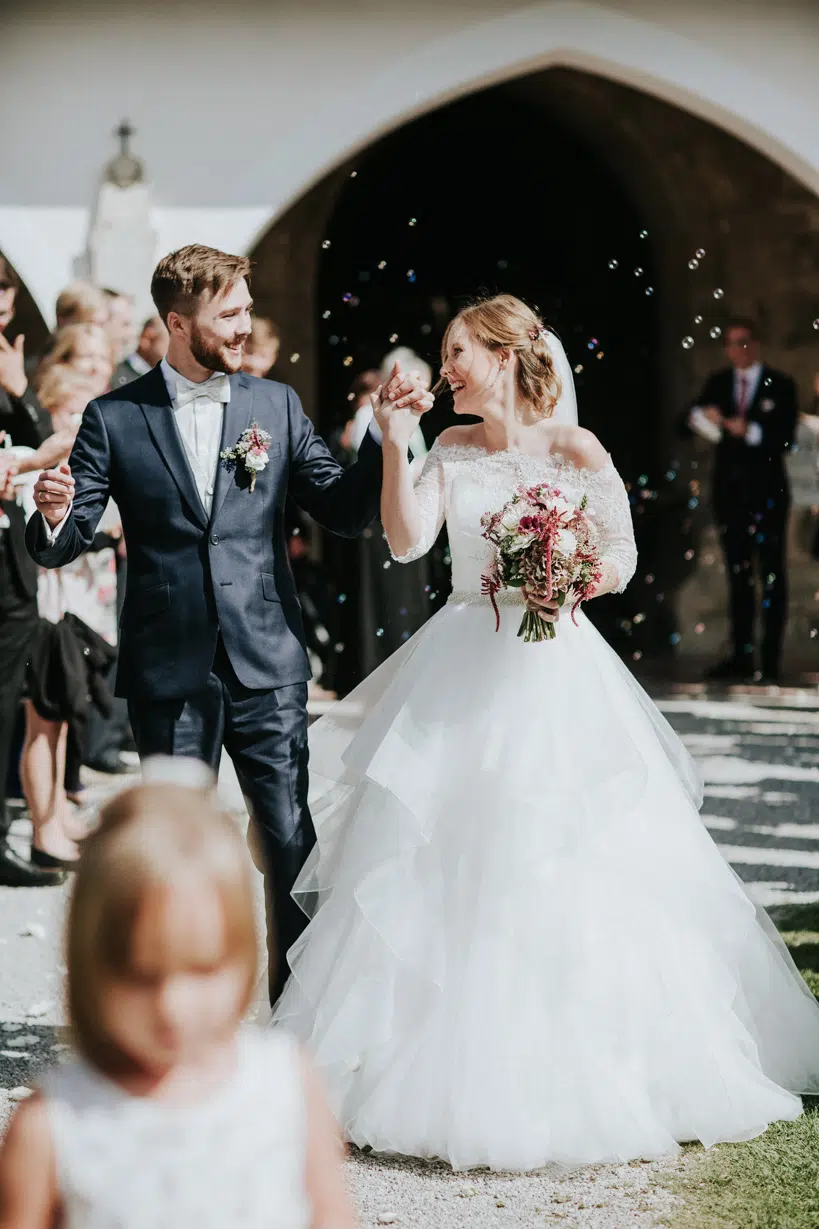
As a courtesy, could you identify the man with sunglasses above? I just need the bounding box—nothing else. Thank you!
[685,317,798,685]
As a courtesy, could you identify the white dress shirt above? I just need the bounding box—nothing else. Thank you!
[159,358,229,517]
[43,359,230,541]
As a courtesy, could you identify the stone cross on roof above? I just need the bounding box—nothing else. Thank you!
[105,119,144,188]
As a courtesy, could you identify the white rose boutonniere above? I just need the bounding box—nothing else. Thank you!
[220,421,273,492]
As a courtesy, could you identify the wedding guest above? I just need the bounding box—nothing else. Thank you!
[0,257,68,885]
[27,282,111,376]
[0,779,357,1229]
[113,315,169,388]
[355,349,433,679]
[55,282,109,330]
[103,288,136,364]
[323,371,382,696]
[19,364,117,868]
[241,316,281,378]
[683,318,797,684]
[35,322,114,394]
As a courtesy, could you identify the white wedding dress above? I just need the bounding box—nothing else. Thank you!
[274,441,819,1171]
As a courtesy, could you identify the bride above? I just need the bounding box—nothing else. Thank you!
[273,294,819,1170]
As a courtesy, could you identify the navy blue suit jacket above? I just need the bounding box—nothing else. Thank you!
[26,366,382,700]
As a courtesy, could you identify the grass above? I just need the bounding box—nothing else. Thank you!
[659,902,819,1229]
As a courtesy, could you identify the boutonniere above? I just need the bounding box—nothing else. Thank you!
[760,398,776,412]
[220,421,272,491]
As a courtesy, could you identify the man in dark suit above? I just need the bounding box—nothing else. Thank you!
[684,317,797,683]
[0,256,68,885]
[28,244,432,1000]
[112,314,168,389]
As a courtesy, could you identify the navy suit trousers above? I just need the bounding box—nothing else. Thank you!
[128,639,314,1005]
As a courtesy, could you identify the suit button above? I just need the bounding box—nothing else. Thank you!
[211,535,219,545]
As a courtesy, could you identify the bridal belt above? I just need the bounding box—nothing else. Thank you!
[447,589,526,607]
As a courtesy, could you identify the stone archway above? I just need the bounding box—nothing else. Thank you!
[250,61,819,673]
[239,0,819,228]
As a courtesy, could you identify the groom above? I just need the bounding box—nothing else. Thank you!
[27,244,433,1002]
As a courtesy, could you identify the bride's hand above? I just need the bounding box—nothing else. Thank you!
[372,362,434,448]
[522,587,560,625]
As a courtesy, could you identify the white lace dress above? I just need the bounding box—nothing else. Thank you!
[274,442,819,1171]
[40,1030,311,1228]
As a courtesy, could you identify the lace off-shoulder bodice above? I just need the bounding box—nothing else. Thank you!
[390,440,637,594]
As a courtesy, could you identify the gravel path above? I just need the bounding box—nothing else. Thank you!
[3,687,819,1226]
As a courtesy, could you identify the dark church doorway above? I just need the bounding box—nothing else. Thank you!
[316,83,661,481]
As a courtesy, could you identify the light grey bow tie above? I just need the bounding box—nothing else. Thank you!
[175,373,231,409]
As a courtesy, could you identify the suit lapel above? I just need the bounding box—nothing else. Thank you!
[138,366,209,529]
[210,373,255,525]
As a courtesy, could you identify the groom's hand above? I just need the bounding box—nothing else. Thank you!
[372,362,434,448]
[381,362,434,415]
[33,463,75,528]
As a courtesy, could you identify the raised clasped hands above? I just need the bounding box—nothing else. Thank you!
[32,463,75,528]
[371,362,435,448]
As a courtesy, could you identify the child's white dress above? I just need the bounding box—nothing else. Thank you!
[40,1030,311,1229]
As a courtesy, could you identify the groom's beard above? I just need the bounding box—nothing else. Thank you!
[189,321,247,375]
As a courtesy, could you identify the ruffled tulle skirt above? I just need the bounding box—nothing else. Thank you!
[273,597,819,1170]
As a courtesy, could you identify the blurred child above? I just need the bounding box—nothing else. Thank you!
[0,779,356,1229]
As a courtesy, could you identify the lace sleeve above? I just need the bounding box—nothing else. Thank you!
[389,440,446,564]
[585,460,637,593]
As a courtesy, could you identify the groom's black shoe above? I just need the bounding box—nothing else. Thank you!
[704,656,755,683]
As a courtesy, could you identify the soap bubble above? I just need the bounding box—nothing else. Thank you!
[645,287,654,296]
[681,336,695,350]
[695,248,706,258]
[321,240,331,249]
[713,288,724,299]
[389,333,399,343]
[343,356,353,367]
[710,326,722,339]
[289,353,300,363]
[608,259,619,270]
[639,229,648,238]
[378,260,387,269]
[694,315,703,325]
[688,258,699,270]
[322,310,331,319]
[633,267,644,277]
[813,319,819,330]
[408,218,417,226]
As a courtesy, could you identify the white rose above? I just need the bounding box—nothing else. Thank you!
[555,528,577,556]
[500,506,525,532]
[245,449,269,472]
[508,531,537,553]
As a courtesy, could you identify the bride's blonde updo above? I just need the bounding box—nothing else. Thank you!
[441,294,563,417]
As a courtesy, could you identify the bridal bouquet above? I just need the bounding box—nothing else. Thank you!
[480,483,603,642]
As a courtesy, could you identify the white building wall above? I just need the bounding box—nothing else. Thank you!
[2,0,818,320]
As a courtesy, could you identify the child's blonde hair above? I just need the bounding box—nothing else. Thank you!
[67,783,259,1074]
[36,364,94,413]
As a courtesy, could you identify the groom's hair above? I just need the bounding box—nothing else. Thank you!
[151,244,252,324]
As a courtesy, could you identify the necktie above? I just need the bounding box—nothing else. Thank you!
[736,374,748,418]
[175,373,230,408]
